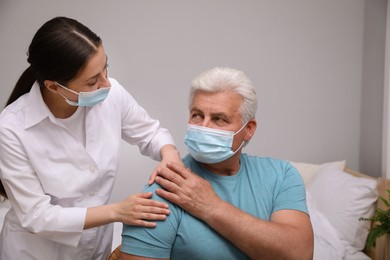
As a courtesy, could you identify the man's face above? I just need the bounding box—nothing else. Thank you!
[189,90,248,152]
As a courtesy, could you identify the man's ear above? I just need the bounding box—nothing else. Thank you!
[43,80,59,94]
[244,119,257,142]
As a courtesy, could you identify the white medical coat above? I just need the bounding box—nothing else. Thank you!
[0,78,174,259]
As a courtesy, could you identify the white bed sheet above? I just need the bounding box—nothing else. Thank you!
[307,192,345,260]
[307,191,371,260]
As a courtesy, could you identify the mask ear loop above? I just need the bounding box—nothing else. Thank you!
[56,82,80,106]
[233,122,248,136]
[56,82,80,95]
[231,122,249,154]
[231,140,246,155]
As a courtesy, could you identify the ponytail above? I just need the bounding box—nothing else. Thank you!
[6,66,36,107]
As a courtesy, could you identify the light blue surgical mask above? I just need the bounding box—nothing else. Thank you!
[184,123,247,164]
[56,83,111,107]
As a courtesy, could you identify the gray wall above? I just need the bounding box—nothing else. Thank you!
[0,0,385,203]
[360,0,386,178]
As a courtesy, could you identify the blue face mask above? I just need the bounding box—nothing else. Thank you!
[56,83,111,107]
[184,123,247,164]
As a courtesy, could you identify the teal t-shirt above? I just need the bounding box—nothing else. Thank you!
[121,154,308,259]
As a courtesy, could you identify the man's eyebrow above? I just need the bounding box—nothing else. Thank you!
[210,112,228,118]
[190,107,203,113]
[191,107,228,117]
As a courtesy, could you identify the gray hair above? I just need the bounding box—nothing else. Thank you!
[189,67,258,123]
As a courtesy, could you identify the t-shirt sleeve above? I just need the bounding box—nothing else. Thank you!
[121,183,181,258]
[273,161,308,214]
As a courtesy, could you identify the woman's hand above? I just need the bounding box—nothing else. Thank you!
[84,192,170,229]
[114,192,170,227]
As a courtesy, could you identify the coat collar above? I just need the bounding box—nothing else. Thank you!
[24,82,53,129]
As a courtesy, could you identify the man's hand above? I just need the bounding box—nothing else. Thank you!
[154,162,220,219]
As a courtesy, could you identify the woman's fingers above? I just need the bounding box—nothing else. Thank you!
[132,220,158,228]
[119,192,172,227]
[148,169,158,185]
[136,192,153,199]
[133,193,170,211]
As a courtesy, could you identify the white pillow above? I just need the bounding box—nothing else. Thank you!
[290,160,346,185]
[307,164,377,255]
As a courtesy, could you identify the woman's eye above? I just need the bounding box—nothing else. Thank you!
[87,80,98,86]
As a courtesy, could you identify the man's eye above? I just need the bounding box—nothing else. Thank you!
[213,117,228,126]
[191,114,203,122]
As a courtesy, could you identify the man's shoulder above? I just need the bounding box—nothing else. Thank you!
[142,183,164,199]
[142,183,182,209]
[181,153,292,172]
[241,154,298,178]
[242,154,289,166]
[182,154,192,165]
[182,154,201,170]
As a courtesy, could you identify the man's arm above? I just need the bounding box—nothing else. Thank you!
[155,162,314,260]
[199,200,313,259]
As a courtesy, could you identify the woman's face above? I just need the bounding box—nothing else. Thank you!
[56,45,110,103]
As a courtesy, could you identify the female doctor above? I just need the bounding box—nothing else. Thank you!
[0,16,182,259]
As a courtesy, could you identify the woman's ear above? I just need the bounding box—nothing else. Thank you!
[244,119,257,142]
[43,80,59,93]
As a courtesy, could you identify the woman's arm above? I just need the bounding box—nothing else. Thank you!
[148,144,183,185]
[159,144,182,165]
[84,192,170,229]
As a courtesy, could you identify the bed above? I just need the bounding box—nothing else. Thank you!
[1,160,389,260]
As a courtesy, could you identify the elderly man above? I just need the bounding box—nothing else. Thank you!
[121,67,314,260]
